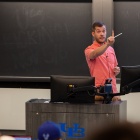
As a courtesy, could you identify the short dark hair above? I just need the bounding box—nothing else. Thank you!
[92,21,105,32]
[87,121,140,140]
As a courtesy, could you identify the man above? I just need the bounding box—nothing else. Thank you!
[84,21,120,101]
[38,121,62,140]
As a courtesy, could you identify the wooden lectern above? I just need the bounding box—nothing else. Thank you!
[26,99,127,140]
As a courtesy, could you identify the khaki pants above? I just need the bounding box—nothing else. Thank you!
[95,95,104,101]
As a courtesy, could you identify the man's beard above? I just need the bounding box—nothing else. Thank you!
[96,38,105,44]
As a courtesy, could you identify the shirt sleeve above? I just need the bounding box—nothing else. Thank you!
[84,47,94,60]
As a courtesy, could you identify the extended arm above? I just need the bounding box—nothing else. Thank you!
[89,31,115,60]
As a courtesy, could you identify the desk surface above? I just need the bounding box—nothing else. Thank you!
[27,98,125,105]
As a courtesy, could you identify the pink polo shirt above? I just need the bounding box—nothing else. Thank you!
[84,41,118,93]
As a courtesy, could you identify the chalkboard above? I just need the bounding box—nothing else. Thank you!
[0,2,92,77]
[114,1,140,68]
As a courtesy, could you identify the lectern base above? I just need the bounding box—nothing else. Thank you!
[26,100,127,140]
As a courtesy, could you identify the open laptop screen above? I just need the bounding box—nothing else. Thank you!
[11,136,31,140]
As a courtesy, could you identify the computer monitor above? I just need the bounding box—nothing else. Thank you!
[50,75,95,103]
[120,65,140,94]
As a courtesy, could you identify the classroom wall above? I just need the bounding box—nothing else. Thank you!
[0,88,50,130]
